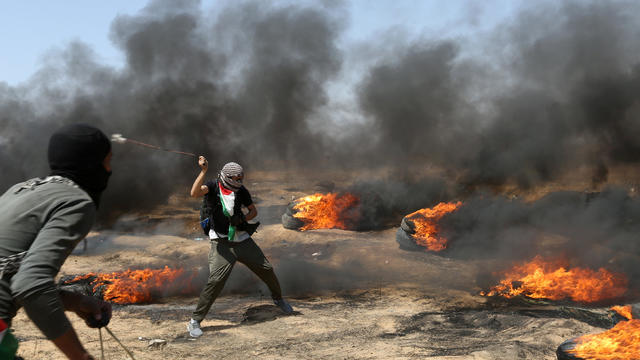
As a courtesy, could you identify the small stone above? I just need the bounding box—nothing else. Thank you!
[148,339,167,348]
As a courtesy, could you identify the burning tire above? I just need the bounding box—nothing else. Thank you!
[395,219,424,251]
[480,256,628,304]
[395,202,462,252]
[282,212,305,230]
[281,193,360,231]
[556,339,581,360]
[555,305,639,360]
[59,275,101,298]
[59,267,201,304]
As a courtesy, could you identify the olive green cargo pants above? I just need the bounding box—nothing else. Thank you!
[192,238,282,322]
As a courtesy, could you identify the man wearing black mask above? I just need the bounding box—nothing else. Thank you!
[0,123,113,359]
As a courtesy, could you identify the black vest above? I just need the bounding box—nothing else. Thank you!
[203,180,245,236]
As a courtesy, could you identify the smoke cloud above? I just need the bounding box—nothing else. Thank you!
[346,175,452,230]
[1,0,640,230]
[431,187,640,297]
[0,0,345,223]
[355,0,640,190]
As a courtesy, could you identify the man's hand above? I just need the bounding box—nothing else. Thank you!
[191,155,210,197]
[62,292,112,328]
[199,156,208,171]
[78,297,112,328]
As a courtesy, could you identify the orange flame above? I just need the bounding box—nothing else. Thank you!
[567,315,640,359]
[611,305,633,320]
[405,202,462,251]
[67,266,199,304]
[292,193,359,231]
[481,256,628,303]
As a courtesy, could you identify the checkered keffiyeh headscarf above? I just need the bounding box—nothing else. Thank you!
[219,162,244,191]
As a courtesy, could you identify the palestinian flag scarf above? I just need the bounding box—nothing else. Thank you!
[218,181,237,241]
[0,319,18,358]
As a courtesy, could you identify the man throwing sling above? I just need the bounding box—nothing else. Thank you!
[187,156,293,338]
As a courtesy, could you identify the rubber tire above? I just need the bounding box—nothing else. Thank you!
[395,227,424,251]
[555,339,582,360]
[282,213,305,230]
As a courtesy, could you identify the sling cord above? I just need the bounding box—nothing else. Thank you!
[99,328,104,360]
[98,326,136,360]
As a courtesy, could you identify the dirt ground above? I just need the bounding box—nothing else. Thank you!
[11,170,626,359]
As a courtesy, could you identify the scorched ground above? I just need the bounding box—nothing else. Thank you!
[10,170,637,360]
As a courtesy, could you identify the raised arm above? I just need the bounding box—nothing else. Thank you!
[190,156,210,197]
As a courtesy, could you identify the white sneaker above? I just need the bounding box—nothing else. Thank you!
[187,318,203,338]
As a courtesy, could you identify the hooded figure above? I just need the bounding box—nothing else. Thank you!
[48,123,112,207]
[0,123,113,359]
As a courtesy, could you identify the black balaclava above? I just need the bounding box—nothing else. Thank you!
[48,123,112,207]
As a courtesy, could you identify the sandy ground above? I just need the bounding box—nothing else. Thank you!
[11,171,625,360]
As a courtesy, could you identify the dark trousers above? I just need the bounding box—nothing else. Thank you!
[192,237,282,322]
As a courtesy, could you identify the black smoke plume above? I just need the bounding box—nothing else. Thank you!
[346,175,452,230]
[436,187,640,296]
[0,0,344,223]
[355,1,640,190]
[2,0,640,225]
